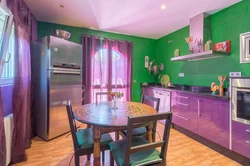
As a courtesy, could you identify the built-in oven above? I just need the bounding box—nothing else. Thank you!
[231,77,250,125]
[230,77,250,158]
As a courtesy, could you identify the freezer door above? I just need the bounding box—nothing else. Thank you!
[47,70,83,140]
[48,36,82,69]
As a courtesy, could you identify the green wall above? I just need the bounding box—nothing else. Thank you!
[156,0,250,87]
[37,22,157,102]
[37,0,250,100]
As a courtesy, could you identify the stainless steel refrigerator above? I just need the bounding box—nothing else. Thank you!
[31,36,83,141]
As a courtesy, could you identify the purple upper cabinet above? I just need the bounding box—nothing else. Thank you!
[232,121,250,159]
[171,92,198,134]
[197,97,229,148]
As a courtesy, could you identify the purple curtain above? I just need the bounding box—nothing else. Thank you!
[82,35,132,103]
[7,0,37,164]
[111,40,132,101]
[82,35,105,104]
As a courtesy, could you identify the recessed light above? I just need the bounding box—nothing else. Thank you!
[161,4,166,9]
[89,27,96,30]
[60,5,64,8]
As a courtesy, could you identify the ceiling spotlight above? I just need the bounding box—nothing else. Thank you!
[161,4,166,9]
[60,5,64,8]
[89,27,96,30]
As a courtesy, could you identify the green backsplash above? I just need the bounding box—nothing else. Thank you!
[155,0,250,87]
[37,22,157,102]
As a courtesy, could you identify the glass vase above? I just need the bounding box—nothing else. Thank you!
[112,97,118,110]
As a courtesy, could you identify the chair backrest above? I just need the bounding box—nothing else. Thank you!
[141,94,160,112]
[66,100,79,149]
[124,112,172,166]
[95,92,109,103]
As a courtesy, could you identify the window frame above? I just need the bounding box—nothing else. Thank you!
[0,3,14,87]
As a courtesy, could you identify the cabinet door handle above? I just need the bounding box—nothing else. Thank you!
[246,140,250,145]
[176,95,189,99]
[198,100,201,117]
[174,114,189,121]
[176,102,189,107]
[246,129,250,133]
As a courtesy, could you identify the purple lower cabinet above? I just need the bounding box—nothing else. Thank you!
[197,97,229,148]
[171,98,197,134]
[232,121,250,159]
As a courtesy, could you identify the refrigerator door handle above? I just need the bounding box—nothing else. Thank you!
[50,100,68,106]
[53,70,81,75]
[82,85,85,102]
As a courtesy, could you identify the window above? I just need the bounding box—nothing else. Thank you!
[92,49,124,87]
[92,49,126,102]
[0,8,14,86]
[1,25,14,82]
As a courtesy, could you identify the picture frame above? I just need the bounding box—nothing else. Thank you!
[240,32,250,63]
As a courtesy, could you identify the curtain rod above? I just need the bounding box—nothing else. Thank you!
[82,35,132,43]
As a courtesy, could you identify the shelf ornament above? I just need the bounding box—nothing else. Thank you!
[148,60,164,84]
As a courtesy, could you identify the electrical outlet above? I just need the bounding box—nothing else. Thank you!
[230,72,241,77]
[179,73,184,77]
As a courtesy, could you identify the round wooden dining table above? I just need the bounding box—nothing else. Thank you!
[73,101,158,166]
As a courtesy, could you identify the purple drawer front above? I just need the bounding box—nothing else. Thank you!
[172,92,197,102]
[172,113,197,134]
[171,99,197,119]
[232,121,250,159]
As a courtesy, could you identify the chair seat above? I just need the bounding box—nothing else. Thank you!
[76,128,113,149]
[122,127,147,137]
[109,136,162,166]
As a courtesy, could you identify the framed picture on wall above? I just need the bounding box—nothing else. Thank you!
[240,32,250,63]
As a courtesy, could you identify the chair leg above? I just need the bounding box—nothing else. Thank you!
[102,150,105,162]
[115,131,119,140]
[75,154,80,166]
[87,154,91,161]
[110,151,114,166]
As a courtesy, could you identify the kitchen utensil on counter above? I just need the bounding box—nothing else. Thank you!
[211,82,219,95]
[160,74,170,87]
[51,29,71,40]
[167,81,175,88]
[218,76,226,96]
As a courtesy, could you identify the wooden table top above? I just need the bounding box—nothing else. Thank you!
[73,101,157,127]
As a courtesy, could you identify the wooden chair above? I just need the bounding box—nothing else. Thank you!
[66,100,113,165]
[109,112,172,166]
[117,95,160,141]
[95,92,109,103]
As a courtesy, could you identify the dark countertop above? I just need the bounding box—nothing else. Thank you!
[141,84,229,100]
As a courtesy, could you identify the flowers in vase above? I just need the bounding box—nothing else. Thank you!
[109,91,123,100]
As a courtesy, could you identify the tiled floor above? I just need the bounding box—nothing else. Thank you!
[14,123,242,166]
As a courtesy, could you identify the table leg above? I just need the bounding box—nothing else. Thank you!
[93,126,101,166]
[146,122,153,143]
